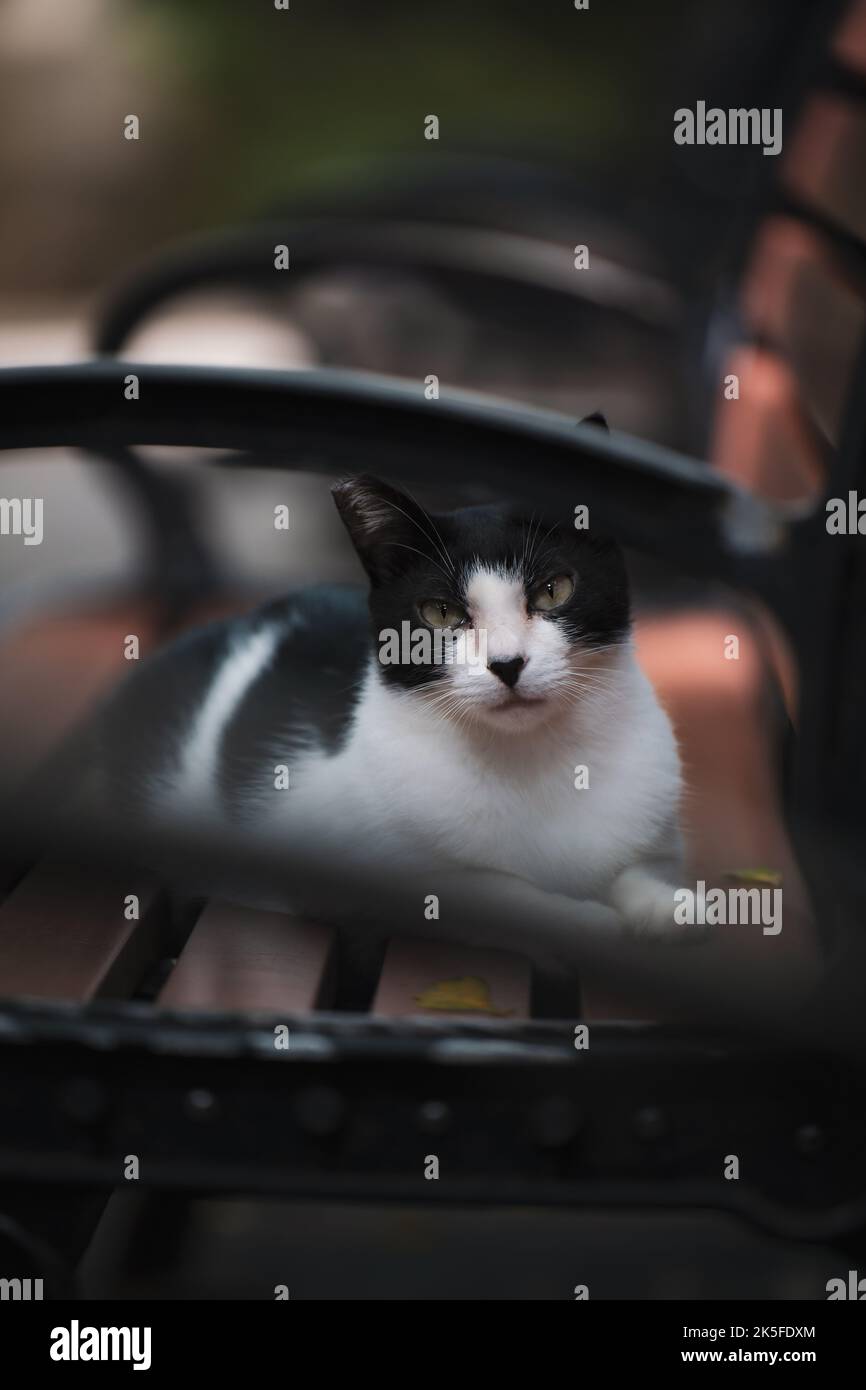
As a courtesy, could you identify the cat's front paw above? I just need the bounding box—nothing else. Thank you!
[610,870,705,943]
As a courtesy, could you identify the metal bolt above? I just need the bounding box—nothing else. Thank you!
[634,1105,667,1141]
[60,1078,108,1125]
[795,1123,824,1156]
[417,1100,452,1135]
[530,1095,581,1147]
[292,1086,345,1137]
[184,1088,218,1120]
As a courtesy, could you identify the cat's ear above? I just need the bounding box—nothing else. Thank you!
[579,411,608,432]
[332,474,433,584]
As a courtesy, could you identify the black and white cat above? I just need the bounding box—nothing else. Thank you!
[98,472,684,940]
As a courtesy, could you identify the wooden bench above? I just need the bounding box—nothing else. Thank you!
[0,856,533,1022]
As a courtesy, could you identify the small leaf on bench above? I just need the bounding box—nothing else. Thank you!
[721,867,783,887]
[414,974,512,1015]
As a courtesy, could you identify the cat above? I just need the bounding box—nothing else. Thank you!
[96,470,684,950]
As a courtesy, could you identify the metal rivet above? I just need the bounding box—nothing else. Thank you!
[795,1123,824,1156]
[417,1100,452,1135]
[530,1096,581,1148]
[185,1088,218,1120]
[60,1078,108,1125]
[293,1086,345,1137]
[634,1106,667,1141]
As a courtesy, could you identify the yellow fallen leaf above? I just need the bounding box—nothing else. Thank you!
[415,975,512,1015]
[721,867,783,887]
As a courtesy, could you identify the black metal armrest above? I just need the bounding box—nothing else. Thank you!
[93,218,681,357]
[0,361,785,588]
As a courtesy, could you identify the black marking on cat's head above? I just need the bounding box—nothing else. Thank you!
[332,474,631,728]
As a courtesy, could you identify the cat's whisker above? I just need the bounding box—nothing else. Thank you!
[416,684,473,719]
[555,674,628,703]
[525,521,561,582]
[566,673,624,691]
[561,674,625,695]
[523,513,543,573]
[383,540,455,584]
[377,494,456,577]
[406,491,458,578]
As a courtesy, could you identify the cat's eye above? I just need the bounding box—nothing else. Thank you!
[419,599,468,629]
[529,573,575,611]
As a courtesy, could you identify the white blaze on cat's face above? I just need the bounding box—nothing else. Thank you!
[447,565,583,731]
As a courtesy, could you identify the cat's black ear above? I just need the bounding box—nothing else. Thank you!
[332,474,434,584]
[579,411,608,432]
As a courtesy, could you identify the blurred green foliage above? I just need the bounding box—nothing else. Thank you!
[138,0,688,223]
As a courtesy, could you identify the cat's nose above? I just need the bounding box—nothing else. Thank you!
[489,656,526,688]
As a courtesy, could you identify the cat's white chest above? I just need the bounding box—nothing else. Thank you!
[390,748,617,896]
[315,660,680,901]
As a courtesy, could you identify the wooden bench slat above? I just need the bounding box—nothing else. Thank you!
[0,607,160,789]
[0,863,163,1002]
[710,347,824,503]
[836,0,866,74]
[373,937,531,1019]
[785,94,866,244]
[742,217,865,445]
[158,899,335,1013]
[0,598,248,796]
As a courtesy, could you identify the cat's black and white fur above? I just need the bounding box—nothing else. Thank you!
[98,471,684,938]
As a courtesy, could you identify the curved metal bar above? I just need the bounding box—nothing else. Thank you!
[0,361,786,585]
[93,218,682,356]
[88,443,224,616]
